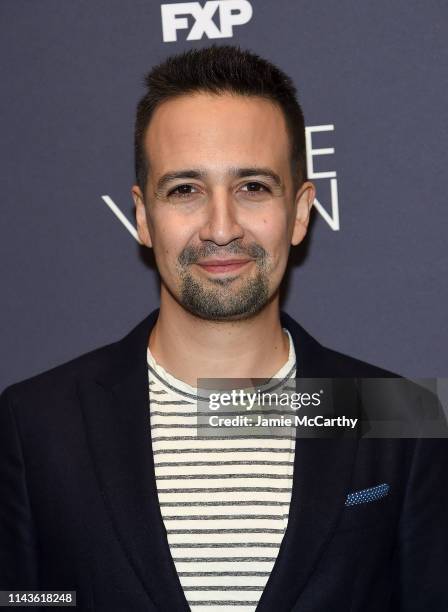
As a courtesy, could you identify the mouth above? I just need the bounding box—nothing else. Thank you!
[195,259,253,275]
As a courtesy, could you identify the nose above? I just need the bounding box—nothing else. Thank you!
[198,188,245,245]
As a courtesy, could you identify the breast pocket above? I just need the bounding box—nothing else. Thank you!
[335,486,399,533]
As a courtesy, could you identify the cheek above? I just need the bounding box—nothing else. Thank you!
[151,211,196,266]
[153,240,179,271]
[253,215,290,265]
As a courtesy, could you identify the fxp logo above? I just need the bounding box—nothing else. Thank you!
[161,1,253,43]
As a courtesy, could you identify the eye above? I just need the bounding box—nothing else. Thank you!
[240,182,271,195]
[167,184,199,198]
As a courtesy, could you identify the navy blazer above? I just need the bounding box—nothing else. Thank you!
[1,309,447,611]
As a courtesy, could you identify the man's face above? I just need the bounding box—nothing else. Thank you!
[132,92,315,321]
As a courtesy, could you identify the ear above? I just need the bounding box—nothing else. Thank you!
[132,185,153,248]
[291,181,316,246]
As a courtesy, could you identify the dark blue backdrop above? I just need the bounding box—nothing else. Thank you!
[1,0,447,389]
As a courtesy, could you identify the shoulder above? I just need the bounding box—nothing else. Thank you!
[1,309,158,413]
[1,338,119,408]
[280,311,398,378]
[280,310,400,378]
[319,346,400,378]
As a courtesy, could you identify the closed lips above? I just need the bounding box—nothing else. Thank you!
[198,259,251,265]
[196,259,253,273]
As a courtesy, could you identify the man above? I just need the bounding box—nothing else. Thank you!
[1,45,447,611]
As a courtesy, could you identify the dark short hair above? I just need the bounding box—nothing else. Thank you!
[134,44,307,197]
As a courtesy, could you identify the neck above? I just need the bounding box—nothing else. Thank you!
[148,286,290,387]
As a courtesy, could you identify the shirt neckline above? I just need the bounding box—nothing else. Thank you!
[147,328,296,396]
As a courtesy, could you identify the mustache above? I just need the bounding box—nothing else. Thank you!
[178,241,268,267]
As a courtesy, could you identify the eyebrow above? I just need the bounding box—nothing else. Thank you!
[155,166,282,192]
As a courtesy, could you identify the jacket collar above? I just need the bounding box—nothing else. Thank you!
[94,308,327,388]
[79,308,359,611]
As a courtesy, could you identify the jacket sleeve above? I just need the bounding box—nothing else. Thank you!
[0,386,40,590]
[390,437,448,610]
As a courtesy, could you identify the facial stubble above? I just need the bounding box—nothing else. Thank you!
[176,242,271,321]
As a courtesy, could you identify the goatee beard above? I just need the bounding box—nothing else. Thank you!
[179,269,270,321]
[176,240,271,321]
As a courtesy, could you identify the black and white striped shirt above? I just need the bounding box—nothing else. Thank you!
[147,330,297,611]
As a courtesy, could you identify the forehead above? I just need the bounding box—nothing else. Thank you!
[144,92,291,177]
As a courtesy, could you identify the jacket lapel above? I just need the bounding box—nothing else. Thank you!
[78,308,359,612]
[255,312,360,611]
[78,309,190,611]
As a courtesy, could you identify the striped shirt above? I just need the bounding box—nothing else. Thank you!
[147,330,297,611]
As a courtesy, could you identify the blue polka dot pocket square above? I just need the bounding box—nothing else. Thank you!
[345,483,390,506]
